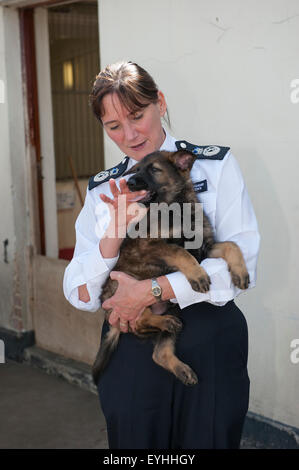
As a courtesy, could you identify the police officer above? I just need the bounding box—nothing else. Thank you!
[63,61,260,449]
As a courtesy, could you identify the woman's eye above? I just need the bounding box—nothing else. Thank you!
[133,113,143,120]
[110,125,119,131]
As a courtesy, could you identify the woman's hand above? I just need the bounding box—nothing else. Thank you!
[102,271,151,333]
[100,178,148,238]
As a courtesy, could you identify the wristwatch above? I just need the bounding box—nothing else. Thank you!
[151,278,162,302]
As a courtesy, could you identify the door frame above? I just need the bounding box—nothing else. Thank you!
[15,0,102,363]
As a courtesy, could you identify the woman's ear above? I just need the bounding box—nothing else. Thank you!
[157,90,167,117]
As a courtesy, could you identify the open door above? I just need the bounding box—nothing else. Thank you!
[21,0,104,364]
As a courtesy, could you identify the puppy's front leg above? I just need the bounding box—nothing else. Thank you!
[156,243,211,293]
[207,241,250,289]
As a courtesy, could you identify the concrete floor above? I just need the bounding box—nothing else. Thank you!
[0,359,264,449]
[0,360,108,449]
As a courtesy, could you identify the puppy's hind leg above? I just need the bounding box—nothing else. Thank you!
[135,307,183,336]
[152,331,198,386]
[92,326,121,385]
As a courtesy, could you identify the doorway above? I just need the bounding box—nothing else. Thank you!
[23,0,104,364]
[48,0,104,261]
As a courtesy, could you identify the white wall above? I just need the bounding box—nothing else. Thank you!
[98,0,299,429]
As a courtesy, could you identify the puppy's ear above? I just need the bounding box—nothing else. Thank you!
[173,150,196,171]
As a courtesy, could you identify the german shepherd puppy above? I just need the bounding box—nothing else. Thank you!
[92,150,249,386]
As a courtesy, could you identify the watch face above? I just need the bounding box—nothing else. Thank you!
[152,286,162,296]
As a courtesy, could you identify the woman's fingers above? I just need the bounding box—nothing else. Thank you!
[100,188,147,205]
[119,318,129,333]
[108,310,129,333]
[110,178,130,197]
[119,178,129,193]
[99,193,113,204]
[109,178,120,199]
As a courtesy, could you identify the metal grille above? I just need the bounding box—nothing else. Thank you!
[48,0,104,180]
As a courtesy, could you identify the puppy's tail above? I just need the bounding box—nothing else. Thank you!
[92,326,121,385]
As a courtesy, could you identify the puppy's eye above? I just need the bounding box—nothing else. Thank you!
[151,166,162,173]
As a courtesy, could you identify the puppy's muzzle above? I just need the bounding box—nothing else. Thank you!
[127,175,148,191]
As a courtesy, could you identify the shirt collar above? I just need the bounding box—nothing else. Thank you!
[159,128,177,152]
[128,129,177,168]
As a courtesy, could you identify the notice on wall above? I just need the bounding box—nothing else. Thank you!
[56,189,76,210]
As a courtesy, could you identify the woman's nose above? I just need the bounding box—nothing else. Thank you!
[123,122,138,141]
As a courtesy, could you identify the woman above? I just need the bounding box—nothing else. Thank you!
[63,61,260,449]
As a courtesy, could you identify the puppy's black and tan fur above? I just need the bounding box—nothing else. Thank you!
[92,150,249,386]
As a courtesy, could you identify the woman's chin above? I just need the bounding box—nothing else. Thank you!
[128,142,156,160]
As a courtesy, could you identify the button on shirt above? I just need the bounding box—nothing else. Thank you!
[63,131,260,312]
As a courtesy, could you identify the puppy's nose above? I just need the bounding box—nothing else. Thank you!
[127,175,148,191]
[127,176,137,190]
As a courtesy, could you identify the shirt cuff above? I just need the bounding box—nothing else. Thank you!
[166,271,210,309]
[64,253,119,312]
[165,258,256,310]
[68,288,100,312]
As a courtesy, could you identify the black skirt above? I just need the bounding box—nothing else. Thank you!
[96,300,250,449]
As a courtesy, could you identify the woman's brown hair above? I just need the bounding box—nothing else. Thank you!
[89,61,170,127]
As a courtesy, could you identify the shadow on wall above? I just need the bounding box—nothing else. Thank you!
[236,143,291,423]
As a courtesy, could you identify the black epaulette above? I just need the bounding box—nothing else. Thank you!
[175,141,230,160]
[88,156,130,190]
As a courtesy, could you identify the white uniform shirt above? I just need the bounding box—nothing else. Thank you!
[63,130,260,312]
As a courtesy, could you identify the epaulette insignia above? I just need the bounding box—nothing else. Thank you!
[175,141,230,160]
[88,156,130,190]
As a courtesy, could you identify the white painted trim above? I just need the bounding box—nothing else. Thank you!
[34,7,58,258]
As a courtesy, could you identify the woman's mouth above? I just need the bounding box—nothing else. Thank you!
[131,141,147,151]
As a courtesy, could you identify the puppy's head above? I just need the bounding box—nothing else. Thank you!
[123,150,196,205]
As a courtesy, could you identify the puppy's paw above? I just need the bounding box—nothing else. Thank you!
[230,265,250,289]
[188,274,211,293]
[162,315,183,334]
[174,363,198,386]
[187,265,211,293]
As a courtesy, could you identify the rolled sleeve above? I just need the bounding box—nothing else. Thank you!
[63,255,119,312]
[81,243,118,281]
[63,187,119,312]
